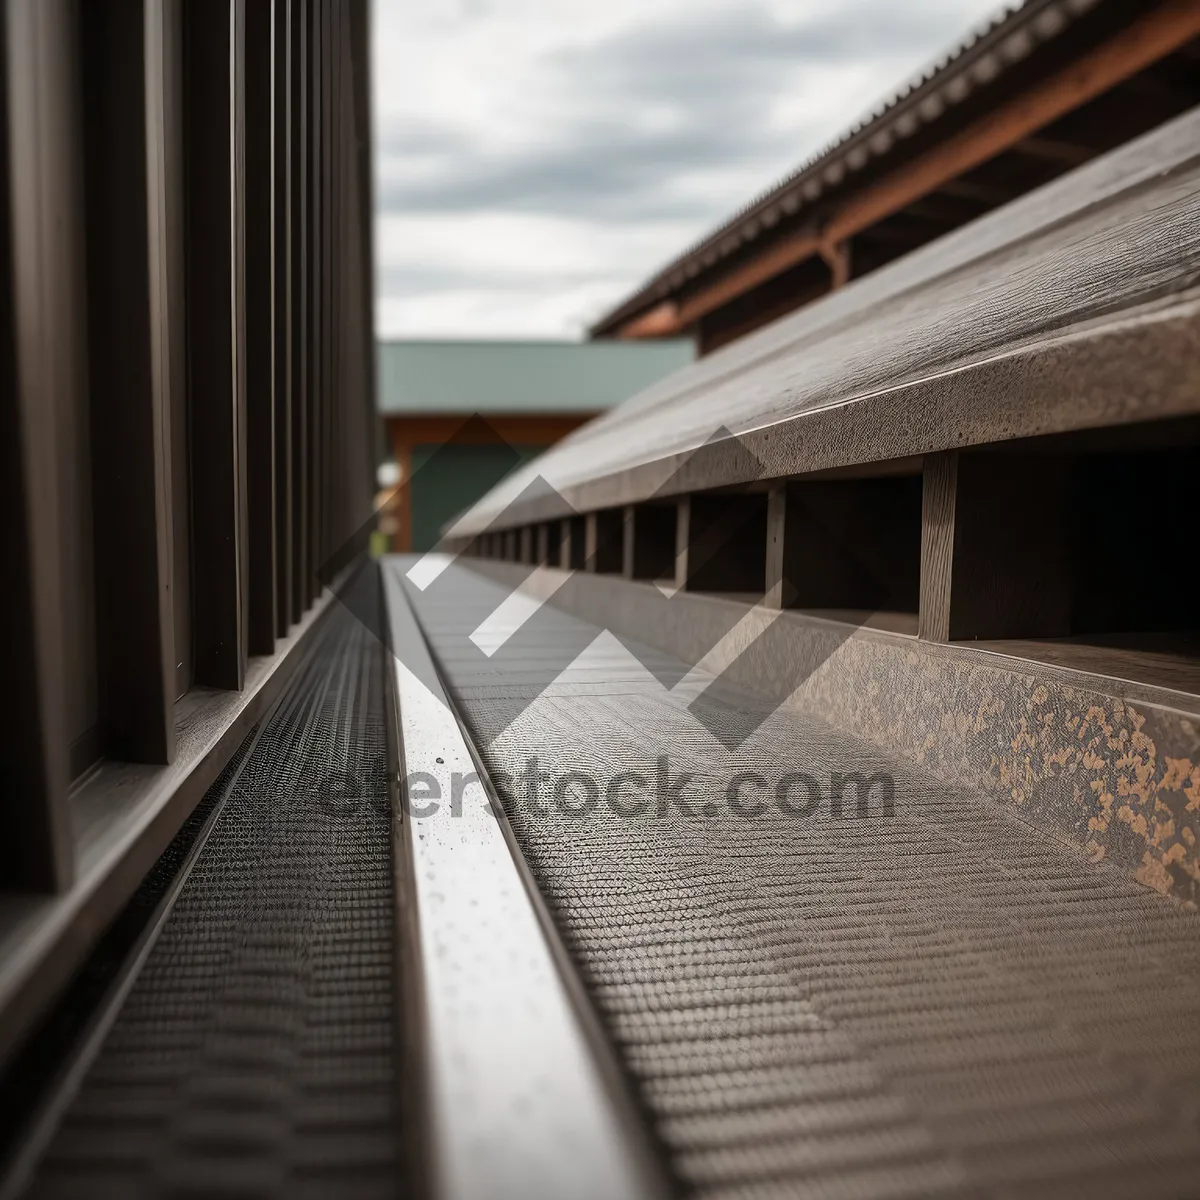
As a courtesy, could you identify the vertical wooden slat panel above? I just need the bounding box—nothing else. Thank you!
[245,0,276,656]
[79,0,178,763]
[305,0,321,605]
[289,0,307,621]
[345,0,375,535]
[272,0,292,636]
[314,0,327,579]
[328,0,342,567]
[159,0,192,701]
[0,0,77,890]
[184,0,249,689]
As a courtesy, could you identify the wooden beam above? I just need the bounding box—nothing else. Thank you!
[617,300,682,339]
[826,0,1200,245]
[610,1,1200,349]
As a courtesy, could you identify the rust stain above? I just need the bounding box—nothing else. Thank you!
[793,629,1200,906]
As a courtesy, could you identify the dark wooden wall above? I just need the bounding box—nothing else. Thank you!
[0,0,377,893]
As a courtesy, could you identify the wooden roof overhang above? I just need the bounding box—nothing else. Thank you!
[447,104,1200,536]
[590,0,1200,348]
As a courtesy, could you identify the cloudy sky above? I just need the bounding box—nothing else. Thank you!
[371,0,1006,339]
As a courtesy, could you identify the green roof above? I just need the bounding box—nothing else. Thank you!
[376,338,694,415]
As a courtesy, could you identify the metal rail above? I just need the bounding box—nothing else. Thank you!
[383,557,670,1200]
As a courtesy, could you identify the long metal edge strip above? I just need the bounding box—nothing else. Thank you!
[0,590,334,1072]
[382,557,672,1200]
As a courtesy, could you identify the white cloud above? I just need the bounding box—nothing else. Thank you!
[370,0,1006,338]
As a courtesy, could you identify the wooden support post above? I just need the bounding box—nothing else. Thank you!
[765,485,787,609]
[621,506,636,578]
[821,239,851,289]
[559,519,572,569]
[674,498,691,593]
[919,452,957,641]
[584,513,599,572]
[536,522,550,566]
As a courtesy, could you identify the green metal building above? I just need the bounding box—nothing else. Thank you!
[377,339,693,551]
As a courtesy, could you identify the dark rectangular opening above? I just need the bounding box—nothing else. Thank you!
[685,492,768,597]
[628,503,677,581]
[568,516,586,570]
[781,474,921,632]
[952,432,1200,692]
[590,509,624,574]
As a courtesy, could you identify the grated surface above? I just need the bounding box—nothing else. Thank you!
[407,562,1200,1200]
[26,601,396,1199]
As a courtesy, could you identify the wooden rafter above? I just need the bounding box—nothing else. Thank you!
[611,0,1200,343]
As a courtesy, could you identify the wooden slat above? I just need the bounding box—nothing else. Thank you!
[272,0,293,636]
[79,0,180,764]
[305,0,321,605]
[157,0,192,703]
[184,0,249,690]
[290,0,308,620]
[245,0,277,656]
[319,0,334,579]
[0,0,77,890]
